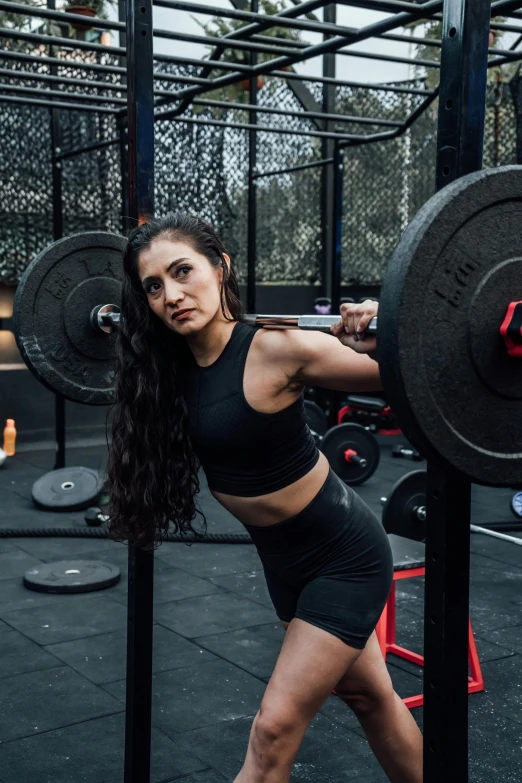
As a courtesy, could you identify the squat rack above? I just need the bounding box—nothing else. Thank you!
[2,1,522,782]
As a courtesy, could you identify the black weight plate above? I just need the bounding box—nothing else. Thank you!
[382,470,427,542]
[379,166,522,487]
[304,400,328,437]
[14,231,125,405]
[24,560,121,594]
[32,466,103,511]
[321,423,380,486]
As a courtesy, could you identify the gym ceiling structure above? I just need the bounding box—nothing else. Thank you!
[2,1,522,783]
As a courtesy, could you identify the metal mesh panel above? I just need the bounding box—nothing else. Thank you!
[0,41,124,283]
[153,73,323,284]
[154,110,249,281]
[255,77,322,284]
[255,165,323,284]
[0,99,52,283]
[483,79,517,168]
[61,142,122,235]
[341,83,437,285]
[57,50,123,235]
[0,39,54,283]
[1,39,522,292]
[340,75,520,286]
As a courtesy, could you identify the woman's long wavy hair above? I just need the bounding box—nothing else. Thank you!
[106,212,243,550]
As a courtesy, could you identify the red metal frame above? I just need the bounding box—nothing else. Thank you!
[337,403,402,436]
[375,567,484,709]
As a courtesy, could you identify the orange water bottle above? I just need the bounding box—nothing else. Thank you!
[3,419,16,456]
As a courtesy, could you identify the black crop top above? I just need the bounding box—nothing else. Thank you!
[179,321,320,496]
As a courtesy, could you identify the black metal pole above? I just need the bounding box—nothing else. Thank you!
[172,0,445,104]
[321,3,336,302]
[253,157,335,180]
[331,141,343,328]
[424,2,490,782]
[47,0,66,472]
[322,3,338,429]
[246,0,258,314]
[0,82,126,104]
[124,1,155,783]
[326,140,344,429]
[118,0,129,234]
[119,117,130,233]
[435,0,490,188]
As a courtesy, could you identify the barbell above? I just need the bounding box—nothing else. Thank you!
[12,165,522,487]
[90,309,378,335]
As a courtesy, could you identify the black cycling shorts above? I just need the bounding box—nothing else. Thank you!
[244,468,393,650]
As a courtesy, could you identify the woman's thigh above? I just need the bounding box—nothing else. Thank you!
[333,630,396,713]
[270,625,395,727]
[260,618,361,736]
[261,617,363,730]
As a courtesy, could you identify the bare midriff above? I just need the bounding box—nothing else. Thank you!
[211,450,330,527]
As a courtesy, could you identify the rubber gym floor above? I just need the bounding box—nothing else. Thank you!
[0,435,520,783]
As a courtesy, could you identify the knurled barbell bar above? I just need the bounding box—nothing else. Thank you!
[12,166,522,487]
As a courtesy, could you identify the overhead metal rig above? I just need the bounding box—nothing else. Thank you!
[1,0,522,146]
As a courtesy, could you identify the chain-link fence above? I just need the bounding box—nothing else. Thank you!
[0,39,521,288]
[341,81,438,285]
[341,78,519,285]
[0,47,53,284]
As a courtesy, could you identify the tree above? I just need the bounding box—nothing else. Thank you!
[0,0,46,33]
[195,0,304,105]
[0,0,116,42]
[409,9,507,90]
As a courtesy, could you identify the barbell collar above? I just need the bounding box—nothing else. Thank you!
[90,304,121,334]
[415,505,427,521]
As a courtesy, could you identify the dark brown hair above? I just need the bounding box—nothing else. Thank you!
[106,212,243,550]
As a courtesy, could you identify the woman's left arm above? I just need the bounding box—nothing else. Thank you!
[262,300,382,393]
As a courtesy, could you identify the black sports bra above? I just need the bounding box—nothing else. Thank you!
[179,321,319,497]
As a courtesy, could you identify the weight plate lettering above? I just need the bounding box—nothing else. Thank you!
[24,560,121,594]
[14,231,125,405]
[32,466,104,510]
[379,166,522,487]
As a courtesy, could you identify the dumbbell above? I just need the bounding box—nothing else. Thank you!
[392,444,423,461]
[303,400,380,485]
[312,429,367,467]
[313,423,380,486]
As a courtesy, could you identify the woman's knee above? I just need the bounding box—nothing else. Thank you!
[335,681,396,717]
[254,705,296,747]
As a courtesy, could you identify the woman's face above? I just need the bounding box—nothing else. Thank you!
[138,238,229,335]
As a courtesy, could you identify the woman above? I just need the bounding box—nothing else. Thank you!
[107,212,423,783]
